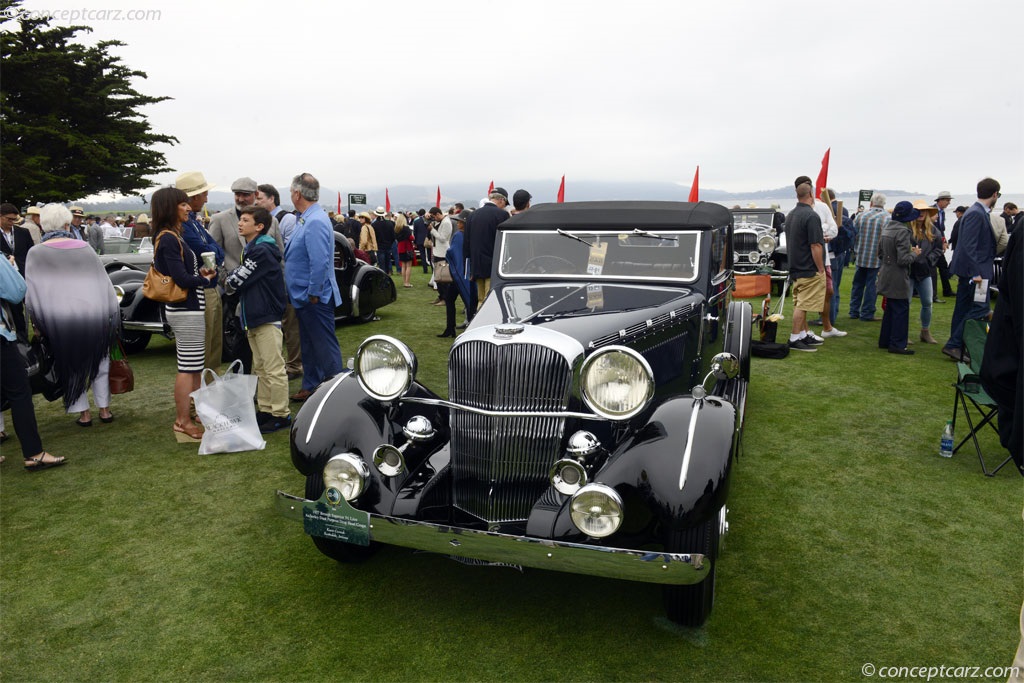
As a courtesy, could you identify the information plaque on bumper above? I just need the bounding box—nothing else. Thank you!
[302,491,370,546]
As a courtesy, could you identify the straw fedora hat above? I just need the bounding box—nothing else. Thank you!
[175,171,216,197]
[135,213,150,224]
[911,199,938,216]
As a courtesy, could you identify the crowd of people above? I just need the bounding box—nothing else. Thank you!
[1,172,1018,471]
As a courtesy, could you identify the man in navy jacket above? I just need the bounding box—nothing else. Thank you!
[464,187,510,309]
[943,177,1000,362]
[284,173,343,402]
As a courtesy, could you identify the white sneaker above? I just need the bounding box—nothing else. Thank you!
[806,332,825,343]
[822,328,848,338]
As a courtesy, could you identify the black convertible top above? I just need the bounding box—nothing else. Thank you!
[500,201,732,231]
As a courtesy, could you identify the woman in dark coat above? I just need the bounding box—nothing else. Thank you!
[439,210,473,338]
[876,201,922,355]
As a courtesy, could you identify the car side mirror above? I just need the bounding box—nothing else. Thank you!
[692,352,740,399]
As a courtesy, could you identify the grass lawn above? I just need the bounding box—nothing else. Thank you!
[1,264,1020,682]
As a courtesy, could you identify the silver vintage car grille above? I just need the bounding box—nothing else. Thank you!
[448,340,573,523]
[733,231,759,265]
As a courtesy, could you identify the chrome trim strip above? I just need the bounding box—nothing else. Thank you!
[121,320,166,332]
[275,490,709,586]
[349,283,360,317]
[305,373,349,444]
[678,399,702,490]
[402,395,596,420]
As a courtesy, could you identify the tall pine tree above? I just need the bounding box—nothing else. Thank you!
[0,0,177,205]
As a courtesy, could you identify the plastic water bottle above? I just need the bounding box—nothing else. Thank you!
[940,421,954,458]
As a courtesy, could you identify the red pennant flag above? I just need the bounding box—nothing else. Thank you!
[556,175,565,203]
[385,188,391,213]
[688,166,699,202]
[337,191,341,214]
[488,180,494,195]
[436,186,441,208]
[815,148,830,200]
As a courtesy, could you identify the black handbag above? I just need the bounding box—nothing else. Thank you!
[25,337,63,402]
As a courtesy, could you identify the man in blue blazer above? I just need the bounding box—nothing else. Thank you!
[943,177,1000,362]
[284,173,343,401]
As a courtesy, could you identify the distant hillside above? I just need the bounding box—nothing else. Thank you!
[72,182,918,213]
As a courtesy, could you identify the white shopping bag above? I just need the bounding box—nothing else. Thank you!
[190,360,266,455]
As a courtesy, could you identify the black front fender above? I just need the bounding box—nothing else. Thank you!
[535,395,736,539]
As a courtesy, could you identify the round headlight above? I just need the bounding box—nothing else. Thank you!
[549,458,588,496]
[323,453,370,502]
[748,250,761,263]
[355,335,416,401]
[580,347,654,420]
[570,484,624,538]
[757,234,776,254]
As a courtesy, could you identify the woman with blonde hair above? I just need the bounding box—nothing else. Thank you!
[394,212,415,288]
[909,200,945,344]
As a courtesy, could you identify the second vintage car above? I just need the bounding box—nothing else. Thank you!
[107,232,396,353]
[276,201,750,626]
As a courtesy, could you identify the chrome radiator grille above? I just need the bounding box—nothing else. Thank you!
[448,340,573,523]
[733,231,759,264]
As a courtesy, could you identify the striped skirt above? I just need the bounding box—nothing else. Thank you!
[165,310,206,373]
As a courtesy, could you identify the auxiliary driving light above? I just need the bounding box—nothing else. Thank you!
[549,458,588,496]
[569,483,624,538]
[373,445,406,477]
[323,453,370,502]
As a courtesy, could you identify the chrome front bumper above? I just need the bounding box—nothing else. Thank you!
[275,490,709,585]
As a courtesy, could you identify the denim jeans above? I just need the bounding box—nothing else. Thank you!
[944,277,991,352]
[295,299,343,392]
[879,297,910,350]
[849,266,880,319]
[829,250,850,322]
[911,277,933,329]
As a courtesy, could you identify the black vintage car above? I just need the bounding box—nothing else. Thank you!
[276,201,750,626]
[106,233,396,353]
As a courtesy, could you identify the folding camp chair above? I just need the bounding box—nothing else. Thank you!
[951,319,1012,476]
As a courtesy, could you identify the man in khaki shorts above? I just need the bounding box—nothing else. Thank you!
[784,182,826,352]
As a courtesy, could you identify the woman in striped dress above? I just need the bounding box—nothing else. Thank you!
[150,187,218,440]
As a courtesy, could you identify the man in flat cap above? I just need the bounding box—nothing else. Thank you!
[68,207,87,242]
[464,186,510,308]
[209,177,284,274]
[175,170,225,373]
[932,190,955,301]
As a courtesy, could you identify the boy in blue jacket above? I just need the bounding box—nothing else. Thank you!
[225,206,290,433]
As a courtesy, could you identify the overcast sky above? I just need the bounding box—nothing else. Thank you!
[9,0,1024,198]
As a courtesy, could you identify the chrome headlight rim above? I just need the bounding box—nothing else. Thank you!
[757,233,777,254]
[569,483,624,539]
[354,335,417,402]
[579,346,654,421]
[549,458,588,496]
[323,452,370,502]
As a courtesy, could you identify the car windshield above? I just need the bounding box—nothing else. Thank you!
[499,230,700,282]
[732,212,775,230]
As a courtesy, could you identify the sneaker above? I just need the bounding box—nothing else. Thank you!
[804,333,824,344]
[260,415,292,434]
[822,328,848,338]
[788,338,818,352]
[888,347,915,355]
[255,411,273,425]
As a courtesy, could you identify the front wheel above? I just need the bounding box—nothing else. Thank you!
[662,516,720,627]
[304,471,377,562]
[119,330,151,355]
[358,308,377,323]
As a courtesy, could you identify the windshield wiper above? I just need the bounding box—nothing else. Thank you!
[630,228,678,242]
[556,229,594,247]
[518,285,590,324]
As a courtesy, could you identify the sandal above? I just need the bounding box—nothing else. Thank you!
[0,431,8,444]
[173,421,204,440]
[24,452,66,472]
[76,418,93,427]
[99,411,114,424]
